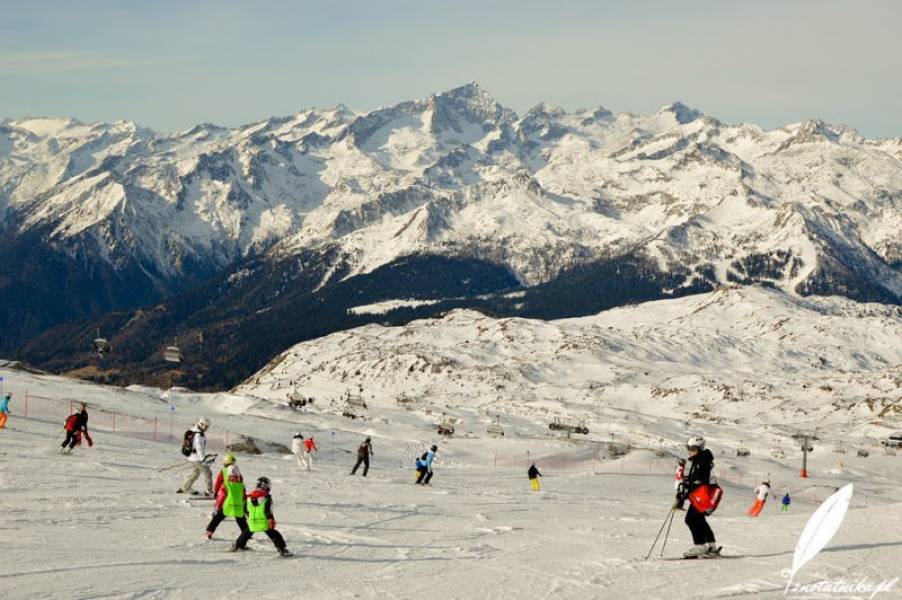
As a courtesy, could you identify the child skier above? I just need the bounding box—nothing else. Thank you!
[0,393,10,430]
[673,458,687,509]
[350,436,373,477]
[205,453,249,540]
[231,476,291,557]
[178,417,213,496]
[60,411,81,452]
[303,435,319,471]
[677,436,719,558]
[781,492,791,512]
[416,445,438,485]
[747,480,771,517]
[528,463,542,491]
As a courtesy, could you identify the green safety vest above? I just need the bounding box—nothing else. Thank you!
[221,469,246,518]
[247,496,270,532]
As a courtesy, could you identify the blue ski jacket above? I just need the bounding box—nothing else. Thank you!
[0,395,9,413]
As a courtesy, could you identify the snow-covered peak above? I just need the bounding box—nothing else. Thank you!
[2,84,900,305]
[656,101,704,124]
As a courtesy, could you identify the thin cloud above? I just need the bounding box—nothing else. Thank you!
[0,51,189,74]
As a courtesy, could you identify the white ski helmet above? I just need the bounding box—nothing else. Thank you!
[197,417,211,431]
[687,435,705,450]
[293,431,303,438]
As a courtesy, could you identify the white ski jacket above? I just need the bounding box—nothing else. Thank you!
[188,427,207,463]
[291,438,304,457]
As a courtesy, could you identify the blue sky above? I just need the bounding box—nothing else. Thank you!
[2,1,900,137]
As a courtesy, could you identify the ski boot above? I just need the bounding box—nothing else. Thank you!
[703,543,722,558]
[278,548,292,557]
[683,544,708,559]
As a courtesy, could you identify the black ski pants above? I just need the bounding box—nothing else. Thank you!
[685,505,716,545]
[62,431,78,449]
[235,527,286,550]
[206,510,249,535]
[351,455,370,476]
[416,469,433,484]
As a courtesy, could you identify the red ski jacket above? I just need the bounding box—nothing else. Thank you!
[64,414,80,432]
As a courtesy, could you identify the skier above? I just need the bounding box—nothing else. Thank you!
[178,417,213,496]
[676,436,719,558]
[414,452,427,481]
[673,458,687,509]
[781,492,791,512]
[0,393,10,430]
[291,432,306,470]
[303,435,319,471]
[416,445,438,485]
[60,411,81,452]
[350,436,373,477]
[747,480,771,517]
[528,462,542,492]
[205,453,249,540]
[75,403,93,447]
[231,476,291,557]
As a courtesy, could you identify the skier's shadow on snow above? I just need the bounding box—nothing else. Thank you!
[740,540,902,559]
[823,541,902,553]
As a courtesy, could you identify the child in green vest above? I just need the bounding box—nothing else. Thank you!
[205,453,249,540]
[231,476,291,557]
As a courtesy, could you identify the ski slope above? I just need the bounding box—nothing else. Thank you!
[1,351,901,599]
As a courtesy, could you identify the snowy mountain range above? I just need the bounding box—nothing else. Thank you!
[239,285,902,443]
[4,83,901,382]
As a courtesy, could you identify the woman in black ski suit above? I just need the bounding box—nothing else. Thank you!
[677,436,717,557]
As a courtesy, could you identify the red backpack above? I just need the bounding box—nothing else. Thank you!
[689,483,723,515]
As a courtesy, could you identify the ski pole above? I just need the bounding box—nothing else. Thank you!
[660,507,676,557]
[644,507,675,560]
[157,460,191,473]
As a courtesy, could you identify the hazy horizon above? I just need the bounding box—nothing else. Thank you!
[3,1,901,137]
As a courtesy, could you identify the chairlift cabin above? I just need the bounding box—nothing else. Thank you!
[486,416,505,438]
[163,336,183,363]
[92,327,111,358]
[736,443,751,457]
[856,448,870,458]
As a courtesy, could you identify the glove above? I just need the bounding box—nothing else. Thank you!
[268,519,276,530]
